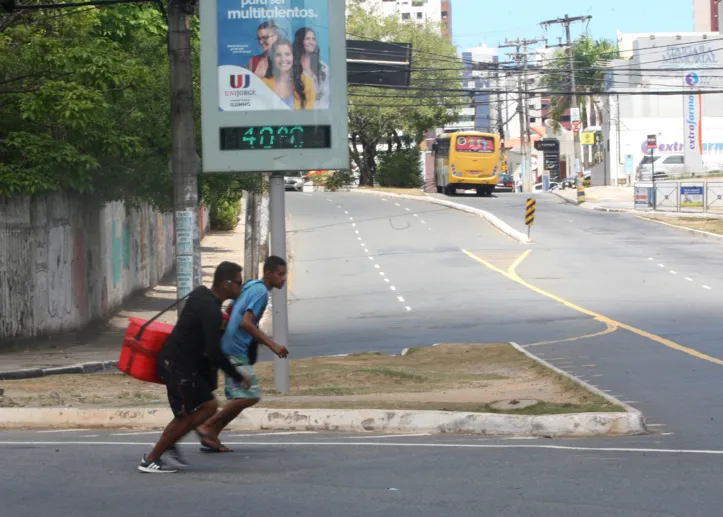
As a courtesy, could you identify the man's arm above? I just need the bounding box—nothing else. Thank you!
[240,310,288,358]
[201,301,248,384]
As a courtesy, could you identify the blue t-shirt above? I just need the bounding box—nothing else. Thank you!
[221,280,269,358]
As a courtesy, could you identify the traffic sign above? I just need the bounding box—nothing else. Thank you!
[525,198,536,226]
[572,120,581,133]
[581,132,595,145]
[646,134,657,150]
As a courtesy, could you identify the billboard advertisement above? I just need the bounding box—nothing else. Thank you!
[680,185,704,208]
[683,71,705,174]
[217,0,331,111]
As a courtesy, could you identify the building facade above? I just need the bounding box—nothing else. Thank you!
[358,0,452,40]
[604,31,723,185]
[694,0,722,31]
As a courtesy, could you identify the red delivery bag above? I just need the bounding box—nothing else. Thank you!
[118,318,175,384]
[118,292,190,385]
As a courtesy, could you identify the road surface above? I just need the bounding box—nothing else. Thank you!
[4,190,723,516]
[0,429,721,517]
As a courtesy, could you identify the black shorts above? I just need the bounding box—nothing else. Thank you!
[157,358,215,419]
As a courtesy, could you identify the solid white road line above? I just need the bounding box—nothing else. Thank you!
[5,441,723,455]
[35,429,90,434]
[110,431,159,436]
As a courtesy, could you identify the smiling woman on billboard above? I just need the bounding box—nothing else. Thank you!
[217,0,330,112]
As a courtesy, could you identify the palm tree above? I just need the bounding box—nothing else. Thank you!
[543,35,618,165]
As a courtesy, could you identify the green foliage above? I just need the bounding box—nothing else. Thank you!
[0,3,176,205]
[210,199,241,231]
[346,1,461,186]
[543,35,618,130]
[376,149,423,188]
[324,170,353,191]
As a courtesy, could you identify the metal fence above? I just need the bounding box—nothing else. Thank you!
[633,181,723,213]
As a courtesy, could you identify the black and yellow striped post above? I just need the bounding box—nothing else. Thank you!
[525,198,536,238]
[577,183,586,204]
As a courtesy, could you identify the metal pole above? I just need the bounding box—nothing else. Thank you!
[651,149,656,210]
[269,171,289,393]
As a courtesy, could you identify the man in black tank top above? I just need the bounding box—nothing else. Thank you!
[137,261,249,474]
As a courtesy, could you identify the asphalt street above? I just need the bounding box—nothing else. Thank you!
[1,429,722,517]
[282,190,723,449]
[4,190,723,516]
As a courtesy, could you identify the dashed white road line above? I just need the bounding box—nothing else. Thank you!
[658,264,665,268]
[685,277,693,282]
[384,278,390,283]
[405,207,410,211]
[405,306,412,311]
[670,271,677,275]
[397,296,405,302]
[368,256,374,261]
[421,220,426,224]
[703,285,712,290]
[413,214,419,217]
[390,286,397,291]
[374,264,380,269]
[394,202,401,206]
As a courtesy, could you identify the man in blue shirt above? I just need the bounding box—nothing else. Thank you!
[195,255,289,451]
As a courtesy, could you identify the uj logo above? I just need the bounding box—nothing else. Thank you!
[685,72,700,87]
[229,74,251,89]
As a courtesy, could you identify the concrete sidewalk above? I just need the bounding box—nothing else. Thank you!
[0,220,246,374]
[552,185,634,211]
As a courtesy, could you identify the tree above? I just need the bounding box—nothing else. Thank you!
[543,35,618,132]
[346,1,462,186]
[0,2,179,207]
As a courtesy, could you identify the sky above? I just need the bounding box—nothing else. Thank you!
[452,0,695,52]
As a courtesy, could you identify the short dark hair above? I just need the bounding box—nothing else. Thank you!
[213,261,242,287]
[263,255,287,273]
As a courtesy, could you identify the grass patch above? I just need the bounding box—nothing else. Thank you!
[640,216,723,236]
[1,343,625,416]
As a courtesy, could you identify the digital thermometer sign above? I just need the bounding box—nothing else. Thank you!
[220,125,331,151]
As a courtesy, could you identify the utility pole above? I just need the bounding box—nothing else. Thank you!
[500,37,545,193]
[168,0,202,310]
[541,14,591,188]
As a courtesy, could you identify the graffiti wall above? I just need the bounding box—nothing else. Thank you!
[0,193,182,341]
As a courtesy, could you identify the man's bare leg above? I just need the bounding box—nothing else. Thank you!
[197,398,260,444]
[146,399,219,462]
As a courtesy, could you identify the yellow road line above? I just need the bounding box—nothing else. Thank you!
[462,248,723,366]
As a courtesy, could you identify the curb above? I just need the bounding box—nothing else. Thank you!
[0,406,645,437]
[550,190,631,212]
[0,361,119,381]
[510,342,646,421]
[0,342,647,437]
[353,189,531,244]
[634,215,723,240]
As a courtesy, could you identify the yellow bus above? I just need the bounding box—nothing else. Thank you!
[432,131,502,196]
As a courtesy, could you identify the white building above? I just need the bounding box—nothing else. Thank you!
[603,31,723,185]
[357,0,452,39]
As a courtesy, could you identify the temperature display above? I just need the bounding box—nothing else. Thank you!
[220,125,332,151]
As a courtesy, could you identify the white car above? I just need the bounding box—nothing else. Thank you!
[284,171,305,192]
[637,153,722,180]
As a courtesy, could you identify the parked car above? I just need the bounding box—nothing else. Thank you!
[496,174,515,192]
[284,171,305,192]
[534,181,559,191]
[636,153,722,181]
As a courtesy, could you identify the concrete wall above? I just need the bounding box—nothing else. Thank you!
[0,193,210,342]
